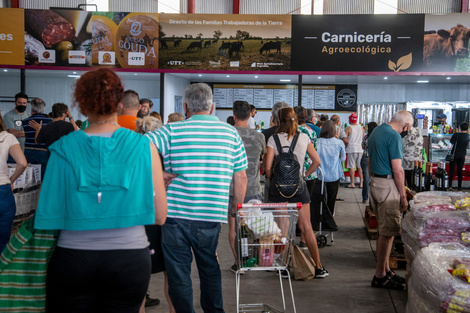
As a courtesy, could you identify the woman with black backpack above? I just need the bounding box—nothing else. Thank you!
[265,107,328,278]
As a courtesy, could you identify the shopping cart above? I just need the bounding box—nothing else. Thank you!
[313,167,338,248]
[235,202,300,313]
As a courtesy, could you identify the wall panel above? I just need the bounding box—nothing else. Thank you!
[323,0,374,14]
[398,0,462,13]
[108,0,158,13]
[20,0,83,9]
[239,0,300,14]
[180,0,232,13]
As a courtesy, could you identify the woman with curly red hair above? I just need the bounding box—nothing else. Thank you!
[34,68,168,312]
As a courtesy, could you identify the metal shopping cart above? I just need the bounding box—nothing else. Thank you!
[313,167,338,248]
[235,202,300,313]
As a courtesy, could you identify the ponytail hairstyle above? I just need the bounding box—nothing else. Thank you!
[276,107,298,140]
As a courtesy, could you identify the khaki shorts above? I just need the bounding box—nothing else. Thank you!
[370,176,401,237]
[347,152,362,169]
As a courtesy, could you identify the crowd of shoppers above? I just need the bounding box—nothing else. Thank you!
[5,67,456,312]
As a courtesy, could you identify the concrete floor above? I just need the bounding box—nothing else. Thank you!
[146,186,408,313]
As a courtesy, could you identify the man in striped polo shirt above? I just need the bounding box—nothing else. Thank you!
[146,83,247,313]
[21,98,52,179]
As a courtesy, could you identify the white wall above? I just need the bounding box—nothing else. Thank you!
[163,74,190,123]
[358,83,470,103]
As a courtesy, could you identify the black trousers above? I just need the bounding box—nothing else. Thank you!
[448,156,466,189]
[46,247,151,313]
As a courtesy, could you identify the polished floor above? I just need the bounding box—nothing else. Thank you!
[145,186,407,313]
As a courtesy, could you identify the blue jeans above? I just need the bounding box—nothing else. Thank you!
[162,218,223,313]
[361,155,369,201]
[24,149,49,180]
[0,184,16,253]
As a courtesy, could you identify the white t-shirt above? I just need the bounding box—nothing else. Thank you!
[267,132,310,175]
[247,117,256,129]
[346,124,363,153]
[0,131,19,185]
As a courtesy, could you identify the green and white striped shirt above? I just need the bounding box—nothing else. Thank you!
[146,115,247,223]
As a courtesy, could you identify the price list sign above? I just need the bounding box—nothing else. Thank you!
[314,86,335,110]
[253,88,274,109]
[233,88,254,103]
[214,87,233,108]
[273,86,296,105]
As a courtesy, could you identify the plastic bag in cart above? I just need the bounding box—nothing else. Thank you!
[243,207,282,238]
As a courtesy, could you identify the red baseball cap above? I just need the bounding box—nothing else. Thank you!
[349,113,358,124]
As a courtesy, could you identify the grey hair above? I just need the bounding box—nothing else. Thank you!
[391,110,413,125]
[307,109,316,121]
[184,83,213,114]
[30,98,46,114]
[136,116,162,134]
[272,101,290,123]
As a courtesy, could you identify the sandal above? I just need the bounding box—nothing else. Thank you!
[387,270,406,284]
[371,275,404,290]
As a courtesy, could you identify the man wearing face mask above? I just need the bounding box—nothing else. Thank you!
[4,92,30,153]
[402,125,424,188]
[368,110,413,290]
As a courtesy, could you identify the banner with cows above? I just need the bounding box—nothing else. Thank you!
[4,9,470,73]
[157,13,291,71]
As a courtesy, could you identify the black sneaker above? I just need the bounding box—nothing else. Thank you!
[371,275,404,290]
[315,267,329,278]
[277,269,289,279]
[299,241,308,248]
[145,293,160,307]
[230,263,244,275]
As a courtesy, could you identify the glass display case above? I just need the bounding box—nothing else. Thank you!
[428,134,453,163]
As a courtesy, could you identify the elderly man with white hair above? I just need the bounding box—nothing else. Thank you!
[368,110,413,291]
[146,83,247,313]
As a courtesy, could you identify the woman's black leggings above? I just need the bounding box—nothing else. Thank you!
[448,156,466,189]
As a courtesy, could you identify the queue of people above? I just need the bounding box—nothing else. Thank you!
[3,67,470,311]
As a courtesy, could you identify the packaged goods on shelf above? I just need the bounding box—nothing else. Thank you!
[402,191,470,266]
[8,164,42,190]
[406,243,470,313]
[14,188,39,217]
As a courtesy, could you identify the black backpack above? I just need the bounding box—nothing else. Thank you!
[270,132,304,199]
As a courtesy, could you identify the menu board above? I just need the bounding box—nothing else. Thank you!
[214,84,350,111]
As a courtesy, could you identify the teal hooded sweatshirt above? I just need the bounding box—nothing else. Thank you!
[35,128,155,231]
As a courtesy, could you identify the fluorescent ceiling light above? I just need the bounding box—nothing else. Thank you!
[226,75,230,78]
[134,73,138,76]
[447,77,451,80]
[198,74,202,77]
[417,80,429,83]
[280,79,291,82]
[3,69,7,72]
[384,77,388,80]
[68,75,80,78]
[317,76,322,79]
[254,76,258,78]
[72,71,77,74]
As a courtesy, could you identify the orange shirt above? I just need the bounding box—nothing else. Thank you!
[117,115,138,131]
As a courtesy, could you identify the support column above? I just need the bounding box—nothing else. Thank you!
[462,0,469,13]
[10,0,19,8]
[188,0,196,13]
[20,69,25,94]
[311,0,314,14]
[298,75,302,107]
[233,0,239,14]
[159,73,165,118]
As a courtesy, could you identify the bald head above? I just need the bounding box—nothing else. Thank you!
[330,114,340,125]
[391,111,413,126]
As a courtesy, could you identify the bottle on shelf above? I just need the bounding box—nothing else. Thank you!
[424,162,435,191]
[443,162,449,190]
[411,160,418,190]
[414,161,424,192]
[429,163,435,191]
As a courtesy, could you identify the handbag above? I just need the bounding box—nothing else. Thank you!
[291,244,316,280]
[0,218,58,313]
[445,134,458,162]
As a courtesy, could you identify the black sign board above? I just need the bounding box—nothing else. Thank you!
[291,14,425,72]
[335,85,357,112]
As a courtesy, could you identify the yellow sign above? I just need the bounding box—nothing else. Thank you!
[0,8,25,65]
